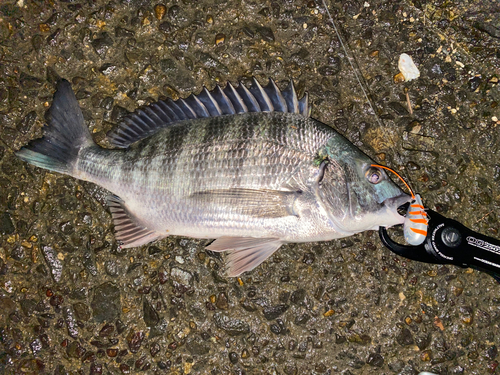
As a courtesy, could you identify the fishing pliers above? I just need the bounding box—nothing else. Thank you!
[379,208,500,281]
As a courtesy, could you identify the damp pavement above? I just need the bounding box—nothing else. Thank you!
[0,0,499,374]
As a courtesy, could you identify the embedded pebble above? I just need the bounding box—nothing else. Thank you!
[170,267,193,285]
[63,306,79,338]
[143,298,159,327]
[126,329,145,353]
[213,313,250,336]
[91,282,121,323]
[262,304,289,320]
[0,212,15,234]
[154,4,167,20]
[41,245,63,282]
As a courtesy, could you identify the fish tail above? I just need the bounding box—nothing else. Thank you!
[16,79,95,176]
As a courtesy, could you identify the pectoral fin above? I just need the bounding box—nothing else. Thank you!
[189,188,301,218]
[107,195,165,248]
[206,237,283,276]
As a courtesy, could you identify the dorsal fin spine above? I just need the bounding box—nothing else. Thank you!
[164,99,187,120]
[186,94,209,118]
[264,78,287,112]
[156,100,178,122]
[199,87,222,116]
[223,82,248,113]
[250,77,273,112]
[177,99,198,119]
[107,78,310,148]
[137,109,158,129]
[236,83,260,112]
[150,103,171,123]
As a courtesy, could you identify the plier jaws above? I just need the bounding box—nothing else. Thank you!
[379,209,500,279]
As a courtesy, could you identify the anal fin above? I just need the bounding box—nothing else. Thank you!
[206,237,283,277]
[107,195,165,248]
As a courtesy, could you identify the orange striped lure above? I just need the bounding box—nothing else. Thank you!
[371,164,428,245]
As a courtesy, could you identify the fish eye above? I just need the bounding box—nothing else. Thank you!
[365,167,383,184]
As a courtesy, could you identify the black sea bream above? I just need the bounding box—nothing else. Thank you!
[16,78,409,276]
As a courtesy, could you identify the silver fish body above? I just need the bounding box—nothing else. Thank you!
[17,79,409,276]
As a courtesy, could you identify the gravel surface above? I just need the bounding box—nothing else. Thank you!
[0,0,499,374]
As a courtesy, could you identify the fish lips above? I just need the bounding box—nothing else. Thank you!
[382,193,412,225]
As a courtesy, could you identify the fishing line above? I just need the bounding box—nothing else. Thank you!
[319,0,414,189]
[319,0,384,130]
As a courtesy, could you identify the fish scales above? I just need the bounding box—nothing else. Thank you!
[79,112,329,232]
[16,79,409,276]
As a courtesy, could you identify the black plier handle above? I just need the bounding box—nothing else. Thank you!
[379,209,500,279]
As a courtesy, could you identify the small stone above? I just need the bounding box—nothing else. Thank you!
[10,247,26,261]
[213,313,250,336]
[159,21,172,33]
[394,72,405,83]
[148,246,162,255]
[73,302,91,322]
[154,5,167,20]
[241,349,250,358]
[216,292,229,310]
[99,323,114,337]
[396,328,414,346]
[115,27,135,38]
[150,342,161,357]
[66,341,85,358]
[170,267,193,286]
[126,329,145,353]
[39,23,50,33]
[469,76,481,91]
[91,33,114,57]
[116,319,127,334]
[215,33,225,45]
[106,348,118,357]
[290,289,306,305]
[302,252,315,265]
[50,295,64,307]
[41,245,63,282]
[105,260,120,277]
[91,282,121,323]
[63,306,79,338]
[388,101,408,115]
[229,352,238,364]
[263,304,289,320]
[366,352,384,367]
[0,212,15,235]
[90,363,103,375]
[255,26,274,41]
[143,298,159,327]
[420,349,432,361]
[30,339,42,355]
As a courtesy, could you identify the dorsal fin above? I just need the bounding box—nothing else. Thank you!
[107,78,310,148]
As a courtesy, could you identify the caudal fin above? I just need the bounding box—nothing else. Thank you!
[16,79,95,175]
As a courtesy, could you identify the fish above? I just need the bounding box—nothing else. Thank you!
[16,78,410,276]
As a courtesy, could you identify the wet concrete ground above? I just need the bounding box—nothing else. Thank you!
[1,0,500,374]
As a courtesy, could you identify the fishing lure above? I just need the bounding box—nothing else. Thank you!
[371,165,428,245]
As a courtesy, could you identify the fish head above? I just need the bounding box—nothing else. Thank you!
[321,135,410,233]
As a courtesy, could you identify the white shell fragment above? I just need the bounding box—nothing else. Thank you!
[398,53,420,81]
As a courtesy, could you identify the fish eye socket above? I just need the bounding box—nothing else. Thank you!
[365,167,383,184]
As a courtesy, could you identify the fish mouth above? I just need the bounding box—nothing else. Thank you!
[384,193,411,209]
[382,193,412,226]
